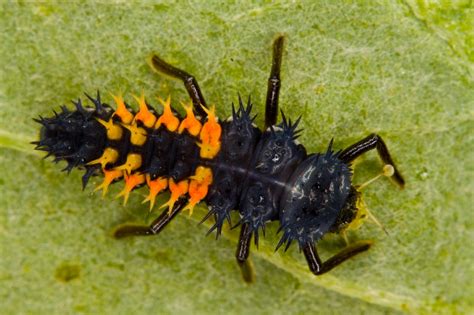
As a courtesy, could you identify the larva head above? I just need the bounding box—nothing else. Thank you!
[277,143,352,250]
[33,96,109,173]
[330,164,396,235]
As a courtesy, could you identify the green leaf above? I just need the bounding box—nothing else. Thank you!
[1,2,472,314]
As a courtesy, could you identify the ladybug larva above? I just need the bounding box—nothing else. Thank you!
[34,36,404,282]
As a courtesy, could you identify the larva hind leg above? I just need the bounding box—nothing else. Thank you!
[113,199,185,238]
[264,35,285,129]
[148,54,207,118]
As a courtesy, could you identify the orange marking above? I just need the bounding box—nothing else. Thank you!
[160,178,188,215]
[182,167,213,216]
[116,173,145,205]
[178,102,202,136]
[111,93,134,124]
[199,105,221,159]
[155,96,179,132]
[133,93,156,128]
[143,175,168,211]
[94,169,123,197]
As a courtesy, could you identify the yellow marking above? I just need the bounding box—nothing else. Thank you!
[133,93,157,128]
[155,96,179,132]
[87,147,119,169]
[111,93,134,124]
[114,153,142,174]
[143,175,168,211]
[197,142,221,160]
[198,105,221,159]
[355,196,388,235]
[116,173,145,205]
[189,166,213,182]
[160,179,188,215]
[342,165,393,237]
[344,196,368,232]
[94,169,123,197]
[97,118,123,140]
[178,102,202,136]
[182,167,213,216]
[122,123,147,146]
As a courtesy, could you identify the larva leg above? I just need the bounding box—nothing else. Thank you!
[339,134,405,187]
[303,241,372,275]
[148,54,207,118]
[113,199,185,238]
[264,35,285,129]
[235,222,256,283]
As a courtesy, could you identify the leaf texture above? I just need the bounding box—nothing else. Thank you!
[0,2,472,314]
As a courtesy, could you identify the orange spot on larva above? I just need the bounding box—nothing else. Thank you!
[199,105,221,159]
[160,178,188,215]
[178,102,202,136]
[155,96,179,132]
[94,169,123,197]
[143,175,168,211]
[133,93,156,128]
[116,173,145,205]
[182,167,213,216]
[111,93,134,124]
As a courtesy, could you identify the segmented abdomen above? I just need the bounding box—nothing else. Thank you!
[36,92,221,216]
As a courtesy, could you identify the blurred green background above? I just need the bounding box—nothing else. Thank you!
[0,1,472,314]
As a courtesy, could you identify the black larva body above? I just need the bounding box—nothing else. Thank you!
[35,36,405,279]
[38,96,355,248]
[205,99,353,243]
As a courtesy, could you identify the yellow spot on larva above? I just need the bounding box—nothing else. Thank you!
[160,179,188,215]
[197,142,221,160]
[343,164,393,236]
[155,96,179,132]
[178,102,202,136]
[143,175,168,211]
[94,169,123,197]
[183,166,213,216]
[122,123,147,146]
[114,153,142,174]
[190,166,213,183]
[344,195,368,232]
[87,147,119,169]
[97,118,123,140]
[198,105,221,159]
[111,93,133,124]
[133,93,157,128]
[116,173,145,205]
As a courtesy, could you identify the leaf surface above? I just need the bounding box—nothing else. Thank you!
[1,2,472,314]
